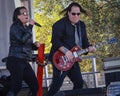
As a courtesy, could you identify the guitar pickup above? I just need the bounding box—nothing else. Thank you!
[73,52,79,58]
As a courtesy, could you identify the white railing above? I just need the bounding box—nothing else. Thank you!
[0,55,106,89]
[42,55,106,89]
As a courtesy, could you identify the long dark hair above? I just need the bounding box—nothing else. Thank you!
[12,6,27,23]
[60,2,88,17]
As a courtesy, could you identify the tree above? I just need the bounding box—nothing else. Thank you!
[33,0,120,72]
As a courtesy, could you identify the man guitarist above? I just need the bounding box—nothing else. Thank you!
[47,2,96,96]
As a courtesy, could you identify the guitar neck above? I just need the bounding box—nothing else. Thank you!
[94,41,107,48]
[77,41,107,56]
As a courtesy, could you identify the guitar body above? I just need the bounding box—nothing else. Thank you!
[53,46,82,71]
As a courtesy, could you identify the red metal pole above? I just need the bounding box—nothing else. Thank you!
[37,44,45,96]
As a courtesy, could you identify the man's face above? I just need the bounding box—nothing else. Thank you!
[68,6,81,24]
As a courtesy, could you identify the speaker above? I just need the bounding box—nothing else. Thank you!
[105,72,120,87]
[54,88,104,96]
[0,75,30,96]
[0,75,11,96]
[103,57,120,87]
[17,88,30,96]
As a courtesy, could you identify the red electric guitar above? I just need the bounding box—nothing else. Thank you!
[53,38,117,71]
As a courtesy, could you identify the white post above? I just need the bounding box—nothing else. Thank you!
[28,0,38,74]
[44,65,50,87]
[91,57,98,87]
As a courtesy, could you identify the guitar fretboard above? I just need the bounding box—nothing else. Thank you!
[77,41,107,56]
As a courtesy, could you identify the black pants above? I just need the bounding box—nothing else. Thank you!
[46,61,83,96]
[6,57,39,96]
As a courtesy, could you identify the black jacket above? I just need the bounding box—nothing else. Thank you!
[49,17,91,61]
[8,21,36,60]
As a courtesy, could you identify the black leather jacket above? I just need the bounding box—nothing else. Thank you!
[8,21,35,60]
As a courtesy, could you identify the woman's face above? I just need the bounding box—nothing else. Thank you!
[68,6,81,24]
[17,8,29,24]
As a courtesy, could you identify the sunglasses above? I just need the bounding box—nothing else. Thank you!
[71,12,80,16]
[20,12,29,16]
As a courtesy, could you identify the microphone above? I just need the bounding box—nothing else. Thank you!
[34,22,41,27]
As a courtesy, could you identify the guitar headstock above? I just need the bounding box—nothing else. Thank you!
[107,37,118,44]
